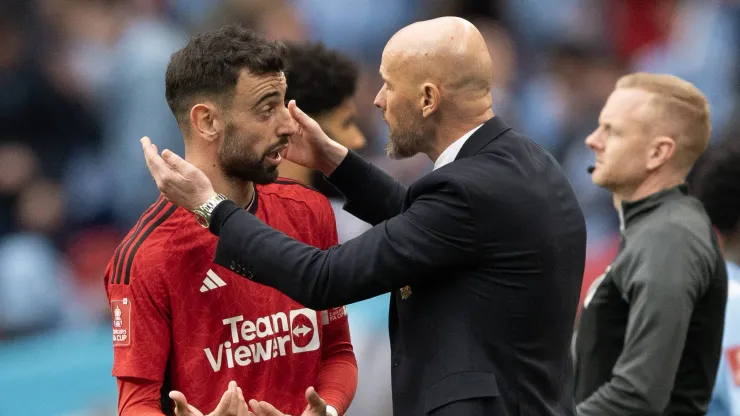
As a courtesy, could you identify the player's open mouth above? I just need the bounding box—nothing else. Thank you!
[264,144,288,165]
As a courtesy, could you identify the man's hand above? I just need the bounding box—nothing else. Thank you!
[170,380,254,416]
[285,100,348,176]
[248,387,328,416]
[141,136,217,212]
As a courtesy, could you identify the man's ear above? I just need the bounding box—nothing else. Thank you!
[646,135,677,171]
[190,103,223,142]
[420,83,441,118]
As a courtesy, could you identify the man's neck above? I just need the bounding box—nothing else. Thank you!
[186,150,254,208]
[613,173,685,203]
[427,111,493,162]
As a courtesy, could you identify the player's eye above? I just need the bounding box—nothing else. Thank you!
[261,105,275,119]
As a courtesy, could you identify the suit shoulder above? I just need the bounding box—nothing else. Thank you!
[258,178,334,213]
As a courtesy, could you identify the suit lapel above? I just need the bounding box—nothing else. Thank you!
[455,117,511,161]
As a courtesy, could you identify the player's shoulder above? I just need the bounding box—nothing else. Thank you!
[258,177,334,214]
[106,197,208,285]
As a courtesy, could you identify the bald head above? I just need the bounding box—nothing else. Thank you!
[375,17,496,161]
[383,17,494,96]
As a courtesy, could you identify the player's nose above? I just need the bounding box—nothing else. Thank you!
[279,108,298,136]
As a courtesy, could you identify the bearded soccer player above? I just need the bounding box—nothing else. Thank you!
[104,25,357,416]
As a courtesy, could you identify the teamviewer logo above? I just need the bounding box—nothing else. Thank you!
[289,308,320,353]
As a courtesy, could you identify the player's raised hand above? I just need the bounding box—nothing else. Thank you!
[285,100,348,176]
[248,399,291,416]
[141,136,217,212]
[248,386,328,416]
[171,380,254,416]
[300,386,328,416]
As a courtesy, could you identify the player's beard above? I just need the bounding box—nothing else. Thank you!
[219,122,280,185]
[385,110,426,160]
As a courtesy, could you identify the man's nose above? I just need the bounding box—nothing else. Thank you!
[374,89,384,109]
[585,131,599,150]
[280,108,298,136]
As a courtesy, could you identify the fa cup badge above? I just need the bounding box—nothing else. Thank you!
[400,285,412,300]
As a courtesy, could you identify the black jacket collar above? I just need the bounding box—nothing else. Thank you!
[455,116,511,161]
[621,183,689,229]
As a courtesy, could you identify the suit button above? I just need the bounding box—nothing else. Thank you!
[393,361,399,367]
[229,261,236,271]
[245,270,254,280]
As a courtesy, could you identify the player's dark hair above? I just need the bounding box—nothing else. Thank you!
[692,137,740,235]
[284,42,359,116]
[165,24,287,126]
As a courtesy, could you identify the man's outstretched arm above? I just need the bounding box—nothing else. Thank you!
[209,177,478,310]
[325,149,407,225]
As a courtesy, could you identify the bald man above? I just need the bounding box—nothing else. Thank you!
[143,18,587,416]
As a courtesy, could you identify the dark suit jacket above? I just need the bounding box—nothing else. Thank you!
[209,117,587,415]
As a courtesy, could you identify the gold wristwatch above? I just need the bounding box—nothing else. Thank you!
[193,194,228,228]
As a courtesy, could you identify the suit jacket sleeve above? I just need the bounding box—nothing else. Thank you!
[209,177,479,310]
[324,150,407,225]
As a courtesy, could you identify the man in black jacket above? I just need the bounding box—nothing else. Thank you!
[143,17,587,416]
[574,73,727,415]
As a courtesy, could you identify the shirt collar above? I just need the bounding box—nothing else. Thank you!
[619,183,689,230]
[433,124,484,171]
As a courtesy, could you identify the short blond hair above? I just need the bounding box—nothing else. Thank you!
[616,72,711,170]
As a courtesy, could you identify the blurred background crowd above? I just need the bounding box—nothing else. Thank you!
[0,0,738,414]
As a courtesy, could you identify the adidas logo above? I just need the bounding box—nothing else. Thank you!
[201,269,227,293]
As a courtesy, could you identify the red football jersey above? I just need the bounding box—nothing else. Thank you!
[104,181,350,415]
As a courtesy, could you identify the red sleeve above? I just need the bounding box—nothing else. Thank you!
[118,377,166,416]
[105,251,172,382]
[314,203,357,414]
[317,306,358,415]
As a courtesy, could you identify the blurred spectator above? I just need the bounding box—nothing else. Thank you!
[693,135,740,416]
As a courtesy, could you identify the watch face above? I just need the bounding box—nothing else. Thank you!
[195,213,209,228]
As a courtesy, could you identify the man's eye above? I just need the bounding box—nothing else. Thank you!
[262,106,275,117]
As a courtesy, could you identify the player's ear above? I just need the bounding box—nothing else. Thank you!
[190,103,221,142]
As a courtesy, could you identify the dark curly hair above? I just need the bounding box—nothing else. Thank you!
[692,137,740,235]
[165,24,287,126]
[284,42,359,116]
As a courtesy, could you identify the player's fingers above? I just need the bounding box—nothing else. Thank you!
[169,391,190,416]
[288,100,319,132]
[259,401,283,415]
[141,138,173,190]
[248,400,283,416]
[213,388,234,415]
[235,387,250,416]
[237,386,245,402]
[141,137,165,175]
[305,387,325,408]
[161,149,192,174]
[248,399,264,416]
[227,381,241,414]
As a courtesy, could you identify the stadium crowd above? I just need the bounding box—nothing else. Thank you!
[0,0,739,415]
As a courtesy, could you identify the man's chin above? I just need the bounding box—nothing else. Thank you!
[251,168,279,185]
[591,174,618,192]
[386,142,417,160]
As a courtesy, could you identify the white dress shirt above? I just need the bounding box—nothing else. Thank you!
[433,124,484,170]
